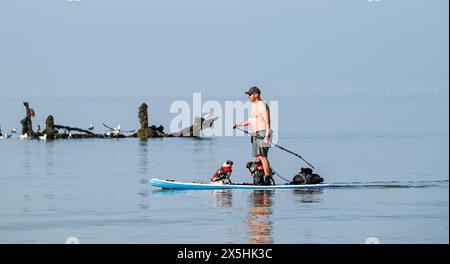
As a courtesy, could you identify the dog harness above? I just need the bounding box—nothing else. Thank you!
[210,166,232,182]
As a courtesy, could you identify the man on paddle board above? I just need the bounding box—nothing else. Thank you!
[233,86,273,185]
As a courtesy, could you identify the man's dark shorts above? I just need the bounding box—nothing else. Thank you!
[251,130,271,157]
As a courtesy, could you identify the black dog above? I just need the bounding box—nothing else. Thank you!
[246,161,275,186]
[291,167,324,185]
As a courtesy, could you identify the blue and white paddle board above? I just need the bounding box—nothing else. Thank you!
[150,178,331,190]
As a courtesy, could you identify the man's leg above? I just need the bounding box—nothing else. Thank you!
[259,156,273,185]
[259,156,271,176]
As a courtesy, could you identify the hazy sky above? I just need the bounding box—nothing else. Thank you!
[0,0,448,98]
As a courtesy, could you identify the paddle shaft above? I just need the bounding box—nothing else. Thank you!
[272,170,292,183]
[236,127,315,170]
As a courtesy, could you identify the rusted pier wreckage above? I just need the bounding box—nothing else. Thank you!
[18,102,218,140]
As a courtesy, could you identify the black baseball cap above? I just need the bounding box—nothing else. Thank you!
[245,86,261,95]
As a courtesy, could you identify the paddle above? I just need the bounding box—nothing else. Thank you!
[235,127,316,170]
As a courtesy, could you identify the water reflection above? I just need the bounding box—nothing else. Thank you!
[22,140,31,175]
[211,190,232,208]
[44,141,56,212]
[292,189,324,203]
[246,190,274,244]
[22,142,32,213]
[138,140,150,209]
[138,140,149,176]
[210,189,273,243]
[45,140,55,176]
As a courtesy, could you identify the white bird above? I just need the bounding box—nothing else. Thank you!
[11,128,17,134]
[102,124,125,137]
[39,134,47,140]
[0,134,10,139]
[19,134,28,140]
[88,125,94,131]
[107,125,121,136]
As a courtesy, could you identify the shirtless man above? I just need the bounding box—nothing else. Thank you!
[232,86,273,185]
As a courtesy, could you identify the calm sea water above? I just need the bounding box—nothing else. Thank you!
[0,96,448,243]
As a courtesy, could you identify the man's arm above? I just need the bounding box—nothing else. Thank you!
[261,102,271,140]
[232,120,250,129]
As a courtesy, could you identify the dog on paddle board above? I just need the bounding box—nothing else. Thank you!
[210,160,234,185]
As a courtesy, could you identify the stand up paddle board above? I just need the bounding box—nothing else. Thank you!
[150,178,331,190]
